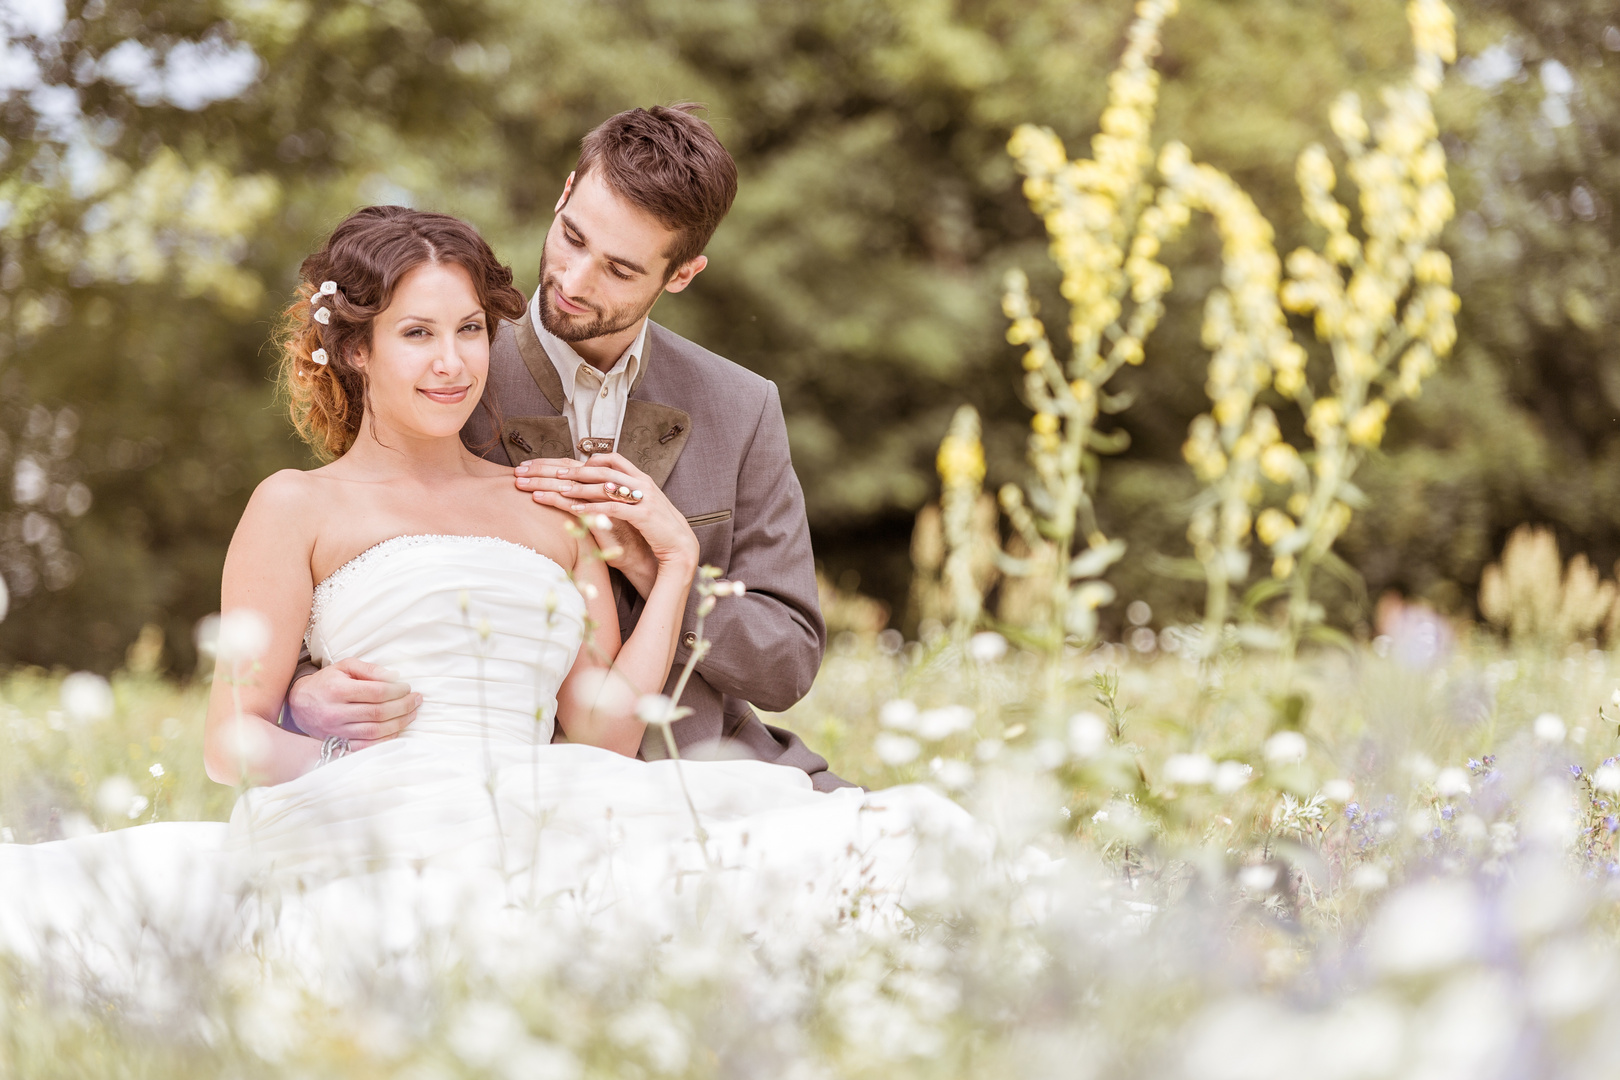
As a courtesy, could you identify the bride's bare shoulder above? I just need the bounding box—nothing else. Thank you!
[234,469,331,536]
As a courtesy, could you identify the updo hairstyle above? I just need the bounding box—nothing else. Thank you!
[279,205,527,459]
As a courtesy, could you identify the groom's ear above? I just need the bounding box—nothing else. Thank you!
[662,254,707,296]
[553,171,576,214]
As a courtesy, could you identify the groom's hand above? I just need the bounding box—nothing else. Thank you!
[287,658,422,744]
[514,454,695,598]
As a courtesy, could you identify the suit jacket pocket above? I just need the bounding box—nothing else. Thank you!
[685,509,732,528]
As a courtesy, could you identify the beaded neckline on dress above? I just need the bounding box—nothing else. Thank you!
[308,534,571,644]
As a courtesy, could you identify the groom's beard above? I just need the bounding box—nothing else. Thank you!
[537,241,659,344]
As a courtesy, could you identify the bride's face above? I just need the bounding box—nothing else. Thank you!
[355,261,488,439]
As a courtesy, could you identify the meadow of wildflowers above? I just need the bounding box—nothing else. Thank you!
[10,618,1620,1077]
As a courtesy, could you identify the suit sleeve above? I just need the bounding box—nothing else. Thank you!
[681,382,826,712]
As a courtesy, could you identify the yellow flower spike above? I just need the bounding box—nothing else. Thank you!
[936,432,987,489]
[1323,501,1354,539]
[1408,0,1456,64]
[1022,350,1044,372]
[1414,250,1452,286]
[1307,399,1343,439]
[1329,93,1370,146]
[1071,380,1095,401]
[1031,412,1059,436]
[1260,443,1301,484]
[1272,554,1296,579]
[1287,493,1310,517]
[1346,400,1390,447]
[1257,508,1295,547]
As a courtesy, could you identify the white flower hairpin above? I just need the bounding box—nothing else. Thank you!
[311,348,329,365]
[311,280,339,325]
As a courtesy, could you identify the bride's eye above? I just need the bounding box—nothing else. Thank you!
[461,321,485,334]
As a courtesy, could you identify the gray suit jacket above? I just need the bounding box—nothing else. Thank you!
[462,315,851,792]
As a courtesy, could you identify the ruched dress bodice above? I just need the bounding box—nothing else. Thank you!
[305,534,587,748]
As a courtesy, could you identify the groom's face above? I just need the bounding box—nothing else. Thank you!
[537,170,704,344]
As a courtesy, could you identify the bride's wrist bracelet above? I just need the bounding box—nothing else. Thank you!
[317,736,351,767]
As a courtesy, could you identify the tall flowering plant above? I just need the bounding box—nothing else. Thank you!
[997,0,1182,652]
[1261,0,1460,646]
[1170,0,1460,653]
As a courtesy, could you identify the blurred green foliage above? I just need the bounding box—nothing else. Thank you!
[0,0,1615,670]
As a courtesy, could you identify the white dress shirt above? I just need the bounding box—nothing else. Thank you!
[527,289,648,459]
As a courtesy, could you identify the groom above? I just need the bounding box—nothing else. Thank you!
[287,104,850,792]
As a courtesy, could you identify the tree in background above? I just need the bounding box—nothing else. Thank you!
[1,0,1616,671]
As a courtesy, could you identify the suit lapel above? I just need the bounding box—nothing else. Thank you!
[618,400,692,487]
[502,416,574,464]
[620,325,694,486]
[514,315,567,413]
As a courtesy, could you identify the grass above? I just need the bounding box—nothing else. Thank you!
[5,626,1620,1078]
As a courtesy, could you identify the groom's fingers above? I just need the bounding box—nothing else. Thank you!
[339,692,421,739]
[333,657,404,684]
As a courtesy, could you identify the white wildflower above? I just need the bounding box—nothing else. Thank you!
[915,705,974,741]
[875,733,921,766]
[1533,712,1566,743]
[929,757,975,790]
[1067,711,1109,758]
[1322,778,1355,802]
[1351,864,1389,892]
[1527,936,1614,1019]
[236,981,303,1063]
[1263,730,1307,764]
[1163,752,1215,786]
[447,1000,526,1068]
[1594,765,1620,793]
[1214,760,1253,793]
[608,1002,688,1075]
[880,699,919,730]
[1368,879,1482,975]
[61,813,97,839]
[635,694,674,725]
[148,762,165,779]
[1435,766,1471,796]
[61,671,114,724]
[967,631,1008,663]
[1031,737,1067,770]
[1238,864,1277,892]
[500,1041,581,1080]
[94,776,137,819]
[200,608,271,663]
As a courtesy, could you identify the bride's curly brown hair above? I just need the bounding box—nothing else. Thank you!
[279,205,527,459]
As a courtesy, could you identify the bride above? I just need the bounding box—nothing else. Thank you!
[0,207,976,971]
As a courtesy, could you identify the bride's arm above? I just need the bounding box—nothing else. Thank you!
[203,472,326,785]
[554,516,697,755]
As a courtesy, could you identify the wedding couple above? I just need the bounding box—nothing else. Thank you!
[0,107,973,957]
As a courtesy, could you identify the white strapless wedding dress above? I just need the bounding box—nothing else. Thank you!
[0,536,980,985]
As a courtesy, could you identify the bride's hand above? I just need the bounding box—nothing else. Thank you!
[516,453,697,594]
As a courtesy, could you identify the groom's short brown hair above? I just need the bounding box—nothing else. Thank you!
[575,104,738,274]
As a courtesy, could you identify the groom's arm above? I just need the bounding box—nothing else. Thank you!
[679,381,825,712]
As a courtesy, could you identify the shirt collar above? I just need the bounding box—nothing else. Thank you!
[528,290,648,405]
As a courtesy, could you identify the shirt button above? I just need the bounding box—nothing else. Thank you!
[600,388,609,398]
[682,632,697,648]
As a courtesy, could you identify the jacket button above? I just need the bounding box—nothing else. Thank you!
[682,632,697,648]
